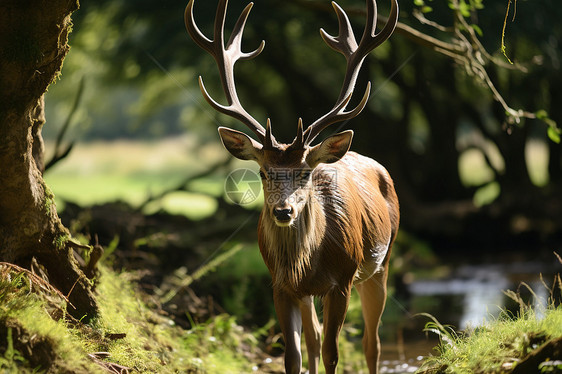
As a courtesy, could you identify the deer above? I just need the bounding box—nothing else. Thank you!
[185,0,399,372]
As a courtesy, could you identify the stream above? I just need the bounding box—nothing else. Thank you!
[378,259,561,374]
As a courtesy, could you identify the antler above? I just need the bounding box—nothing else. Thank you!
[185,0,268,143]
[303,0,399,145]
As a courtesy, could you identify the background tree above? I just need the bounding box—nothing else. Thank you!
[0,0,97,320]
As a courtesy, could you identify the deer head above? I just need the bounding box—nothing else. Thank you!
[185,0,398,226]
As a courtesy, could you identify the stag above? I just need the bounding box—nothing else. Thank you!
[185,0,399,372]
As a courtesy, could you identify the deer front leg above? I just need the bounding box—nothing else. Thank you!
[299,296,321,374]
[273,289,303,374]
[322,285,352,374]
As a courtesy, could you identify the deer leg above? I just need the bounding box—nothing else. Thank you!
[321,285,351,374]
[356,270,388,374]
[273,289,303,374]
[299,296,321,374]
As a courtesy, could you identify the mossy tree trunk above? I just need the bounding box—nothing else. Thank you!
[0,0,98,320]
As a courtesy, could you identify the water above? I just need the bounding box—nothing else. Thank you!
[408,261,555,329]
[378,259,561,373]
[380,359,422,373]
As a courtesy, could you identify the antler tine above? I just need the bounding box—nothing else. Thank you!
[304,83,371,144]
[303,0,399,145]
[185,0,268,143]
[228,3,265,60]
[287,118,305,150]
[359,0,399,53]
[264,118,274,149]
[185,0,213,53]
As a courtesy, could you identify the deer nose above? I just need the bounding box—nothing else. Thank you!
[273,206,293,221]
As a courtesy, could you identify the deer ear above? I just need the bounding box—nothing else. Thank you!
[218,127,263,161]
[306,130,353,168]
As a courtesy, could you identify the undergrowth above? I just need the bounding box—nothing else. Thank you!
[0,261,262,373]
[0,263,98,373]
[417,253,562,374]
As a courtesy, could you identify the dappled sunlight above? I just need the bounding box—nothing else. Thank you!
[44,137,228,216]
[526,139,550,187]
[142,191,217,220]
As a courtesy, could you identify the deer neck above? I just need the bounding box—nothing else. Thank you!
[260,192,326,291]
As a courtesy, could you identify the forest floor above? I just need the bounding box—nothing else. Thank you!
[1,200,561,373]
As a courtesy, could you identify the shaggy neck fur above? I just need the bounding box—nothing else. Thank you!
[260,192,326,291]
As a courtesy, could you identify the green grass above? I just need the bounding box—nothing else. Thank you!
[0,266,102,373]
[44,138,232,219]
[418,271,562,374]
[418,307,562,373]
[0,261,262,373]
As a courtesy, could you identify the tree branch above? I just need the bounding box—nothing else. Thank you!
[44,76,85,172]
[291,0,550,132]
[138,157,233,210]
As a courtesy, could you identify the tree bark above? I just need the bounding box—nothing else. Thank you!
[0,0,97,320]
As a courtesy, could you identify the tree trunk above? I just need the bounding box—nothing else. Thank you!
[0,0,98,320]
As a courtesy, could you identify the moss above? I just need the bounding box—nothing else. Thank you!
[0,268,101,373]
[44,195,55,217]
[40,177,57,217]
[0,262,261,373]
[418,305,562,373]
[52,234,69,251]
[0,327,26,372]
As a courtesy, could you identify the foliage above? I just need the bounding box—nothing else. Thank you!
[46,0,560,139]
[181,314,261,373]
[417,254,562,373]
[0,264,100,373]
[0,261,264,373]
[418,307,562,373]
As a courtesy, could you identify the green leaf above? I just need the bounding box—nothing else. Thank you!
[548,127,561,144]
[459,1,471,17]
[471,0,484,10]
[536,109,559,131]
[422,5,433,13]
[471,24,483,37]
[414,0,425,6]
[535,109,549,120]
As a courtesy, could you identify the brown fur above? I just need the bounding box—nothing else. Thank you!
[258,151,399,297]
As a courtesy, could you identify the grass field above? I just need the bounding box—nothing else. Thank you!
[44,137,255,219]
